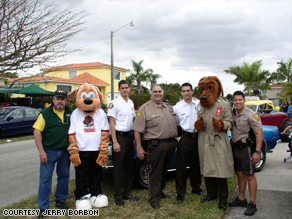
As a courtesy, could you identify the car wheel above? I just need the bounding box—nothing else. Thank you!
[255,146,266,172]
[280,121,292,142]
[133,157,149,189]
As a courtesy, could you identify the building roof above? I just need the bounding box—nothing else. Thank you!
[8,72,110,86]
[70,72,109,85]
[42,62,129,72]
[270,84,283,88]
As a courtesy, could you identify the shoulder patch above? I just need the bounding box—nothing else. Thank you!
[108,103,114,109]
[136,111,142,119]
[254,113,260,121]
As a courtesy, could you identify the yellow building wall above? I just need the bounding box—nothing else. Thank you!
[44,67,127,105]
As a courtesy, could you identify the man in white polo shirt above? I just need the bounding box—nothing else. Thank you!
[174,83,206,202]
[107,80,137,206]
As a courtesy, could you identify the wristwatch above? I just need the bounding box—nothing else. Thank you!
[255,150,261,155]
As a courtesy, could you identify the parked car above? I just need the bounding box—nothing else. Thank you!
[105,124,279,188]
[0,106,40,137]
[245,100,292,142]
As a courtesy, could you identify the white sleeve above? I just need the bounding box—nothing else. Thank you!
[100,109,110,131]
[68,109,77,134]
[173,104,180,125]
[107,101,117,118]
[132,101,136,117]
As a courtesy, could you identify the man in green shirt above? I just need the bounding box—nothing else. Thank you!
[33,89,72,218]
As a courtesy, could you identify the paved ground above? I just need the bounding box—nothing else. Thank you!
[224,142,292,219]
[0,139,75,208]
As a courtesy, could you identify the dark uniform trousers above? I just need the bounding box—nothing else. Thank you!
[113,134,134,200]
[147,140,177,203]
[204,177,228,205]
[176,133,201,195]
[74,151,102,200]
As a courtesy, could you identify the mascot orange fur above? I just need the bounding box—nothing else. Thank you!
[67,83,110,209]
[195,76,234,211]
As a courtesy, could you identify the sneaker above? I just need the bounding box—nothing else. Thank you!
[55,201,68,209]
[244,201,257,216]
[38,209,46,218]
[228,196,248,207]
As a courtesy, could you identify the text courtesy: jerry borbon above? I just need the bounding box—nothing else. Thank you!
[3,209,100,217]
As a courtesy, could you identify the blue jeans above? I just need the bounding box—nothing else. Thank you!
[38,147,70,209]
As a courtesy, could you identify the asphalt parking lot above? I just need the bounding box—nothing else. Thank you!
[224,142,292,219]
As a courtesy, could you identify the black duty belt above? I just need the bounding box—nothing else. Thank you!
[233,142,250,150]
[116,130,133,136]
[182,131,197,138]
[146,138,175,145]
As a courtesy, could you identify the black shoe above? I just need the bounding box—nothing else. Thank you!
[38,209,46,218]
[161,192,171,199]
[55,201,68,209]
[115,199,124,206]
[177,194,184,202]
[150,201,160,209]
[201,196,217,202]
[219,204,227,211]
[244,201,257,216]
[192,189,207,196]
[228,196,248,207]
[123,195,138,201]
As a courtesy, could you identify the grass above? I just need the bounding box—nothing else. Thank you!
[0,133,34,144]
[0,172,238,219]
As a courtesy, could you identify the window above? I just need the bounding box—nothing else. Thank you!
[69,71,76,79]
[113,71,120,80]
[25,109,40,117]
[9,110,24,119]
[56,85,72,93]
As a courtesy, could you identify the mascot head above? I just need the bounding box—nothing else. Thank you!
[67,83,104,116]
[198,76,224,108]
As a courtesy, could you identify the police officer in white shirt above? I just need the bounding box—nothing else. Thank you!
[174,83,207,202]
[107,80,137,206]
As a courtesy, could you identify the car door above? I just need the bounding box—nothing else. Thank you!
[23,108,40,133]
[1,109,26,136]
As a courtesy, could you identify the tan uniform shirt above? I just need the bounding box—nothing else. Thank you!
[132,100,178,140]
[232,106,262,143]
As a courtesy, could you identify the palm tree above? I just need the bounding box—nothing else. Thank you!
[224,60,270,95]
[128,60,153,94]
[148,73,162,89]
[268,58,292,84]
[281,82,292,101]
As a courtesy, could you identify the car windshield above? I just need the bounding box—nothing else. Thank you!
[0,108,14,119]
[245,104,258,112]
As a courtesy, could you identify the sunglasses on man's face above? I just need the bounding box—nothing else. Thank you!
[153,90,162,93]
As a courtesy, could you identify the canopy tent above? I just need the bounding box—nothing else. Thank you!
[18,84,54,96]
[0,84,54,96]
[0,88,20,93]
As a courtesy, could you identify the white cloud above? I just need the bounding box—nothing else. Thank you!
[37,0,292,95]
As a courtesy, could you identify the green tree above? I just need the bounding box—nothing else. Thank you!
[224,60,270,95]
[148,73,162,89]
[128,60,153,94]
[193,86,200,99]
[268,58,292,84]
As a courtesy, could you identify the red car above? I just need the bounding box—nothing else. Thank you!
[245,100,292,142]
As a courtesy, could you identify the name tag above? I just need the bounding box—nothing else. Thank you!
[216,107,221,117]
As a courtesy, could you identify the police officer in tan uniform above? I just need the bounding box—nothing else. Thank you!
[107,80,137,206]
[229,91,263,216]
[132,85,178,209]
